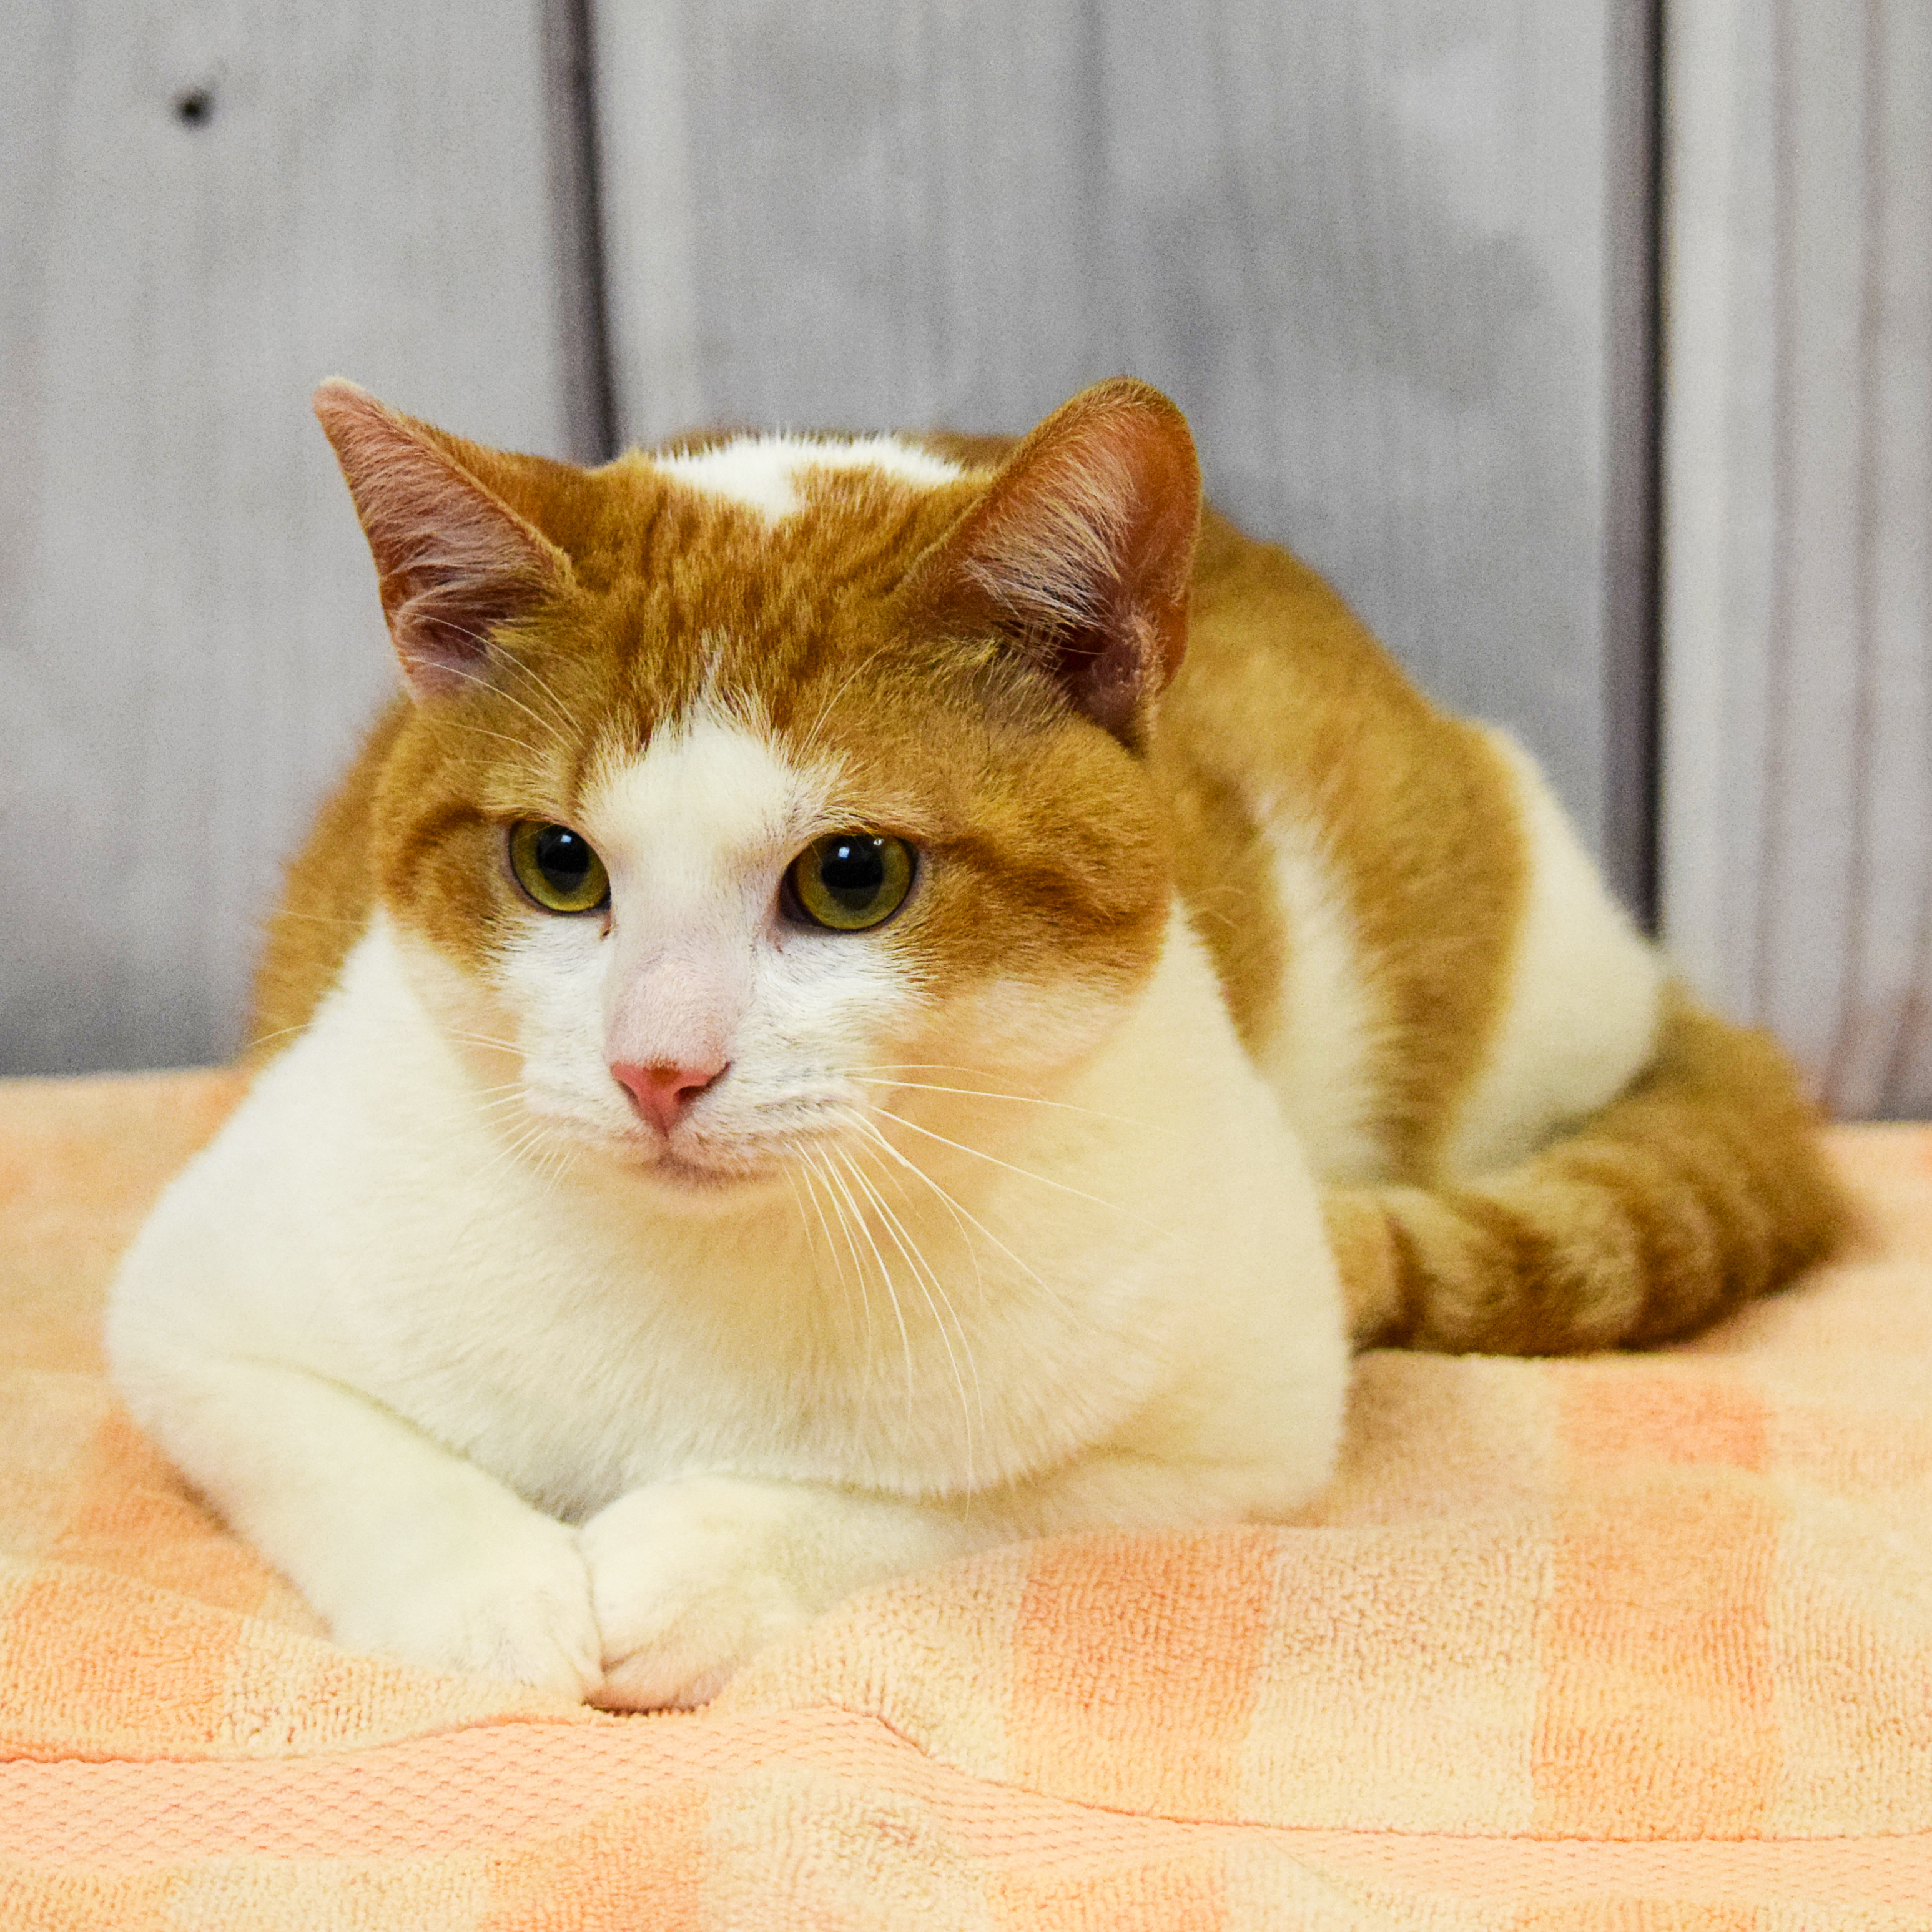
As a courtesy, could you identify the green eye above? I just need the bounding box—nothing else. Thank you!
[787,832,915,931]
[508,821,609,914]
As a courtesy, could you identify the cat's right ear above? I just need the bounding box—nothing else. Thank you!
[312,379,572,702]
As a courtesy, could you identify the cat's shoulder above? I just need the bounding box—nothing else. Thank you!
[248,699,408,1062]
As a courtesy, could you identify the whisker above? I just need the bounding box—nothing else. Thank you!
[870,1107,1166,1234]
[847,1075,1169,1136]
[845,1145,982,1485]
[782,1168,819,1284]
[470,1121,551,1191]
[866,1125,988,1308]
[854,1062,1070,1076]
[801,1152,872,1356]
[423,712,540,755]
[843,1108,1077,1321]
[470,1092,537,1121]
[441,1031,526,1057]
[806,1145,885,1372]
[826,1147,915,1424]
[431,656,573,752]
[527,1132,576,1201]
[242,1022,313,1052]
[794,640,904,766]
[500,655,579,737]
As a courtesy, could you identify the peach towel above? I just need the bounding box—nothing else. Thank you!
[1,1072,1928,1928]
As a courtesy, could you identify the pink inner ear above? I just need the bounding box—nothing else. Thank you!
[313,380,565,701]
[916,380,1201,746]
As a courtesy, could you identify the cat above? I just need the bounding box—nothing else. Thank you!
[105,375,1841,1711]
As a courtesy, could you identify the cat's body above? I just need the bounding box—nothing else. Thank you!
[107,380,1839,1708]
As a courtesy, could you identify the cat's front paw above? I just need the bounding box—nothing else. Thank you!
[329,1514,601,1700]
[579,1476,820,1710]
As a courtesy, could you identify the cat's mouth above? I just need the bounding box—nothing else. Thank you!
[541,1098,855,1196]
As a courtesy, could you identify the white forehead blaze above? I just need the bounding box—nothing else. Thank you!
[579,714,828,907]
[653,434,967,520]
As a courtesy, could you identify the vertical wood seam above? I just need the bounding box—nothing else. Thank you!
[1601,0,1667,930]
[542,0,618,461]
[1753,0,1795,1020]
[1827,0,1885,1110]
[1880,42,1932,1113]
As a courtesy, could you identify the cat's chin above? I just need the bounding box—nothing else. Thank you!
[626,1143,789,1204]
[647,1153,759,1193]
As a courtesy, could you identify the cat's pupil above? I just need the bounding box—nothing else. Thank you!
[536,826,591,888]
[820,838,885,908]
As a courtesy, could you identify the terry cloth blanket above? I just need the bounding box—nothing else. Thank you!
[1,1073,1928,1930]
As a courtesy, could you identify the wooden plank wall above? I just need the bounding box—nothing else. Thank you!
[1662,0,1932,1116]
[4,0,1654,1074]
[0,0,589,1072]
[595,0,1655,905]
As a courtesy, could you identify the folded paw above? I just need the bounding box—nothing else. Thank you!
[579,1476,821,1710]
[328,1513,601,1700]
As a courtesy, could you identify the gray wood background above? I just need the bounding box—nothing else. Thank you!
[9,0,1924,1117]
[1,0,586,1073]
[1660,0,1932,1117]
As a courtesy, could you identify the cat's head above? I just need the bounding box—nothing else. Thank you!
[313,377,1201,1200]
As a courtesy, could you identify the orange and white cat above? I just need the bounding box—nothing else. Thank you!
[106,378,1838,1710]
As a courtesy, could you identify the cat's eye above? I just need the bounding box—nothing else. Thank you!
[508,821,610,915]
[786,832,915,931]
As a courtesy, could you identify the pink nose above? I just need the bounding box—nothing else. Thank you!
[609,1059,728,1136]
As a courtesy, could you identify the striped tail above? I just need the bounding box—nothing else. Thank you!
[1324,990,1848,1354]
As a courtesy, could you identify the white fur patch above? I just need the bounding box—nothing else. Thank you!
[653,435,966,521]
[1253,814,1391,1185]
[585,712,821,890]
[1439,731,1663,1178]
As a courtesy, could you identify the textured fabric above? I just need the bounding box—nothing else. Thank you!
[1,1072,1928,1927]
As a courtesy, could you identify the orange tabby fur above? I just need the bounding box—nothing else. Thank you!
[253,382,1841,1356]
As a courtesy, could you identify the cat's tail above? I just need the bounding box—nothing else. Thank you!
[1324,989,1847,1353]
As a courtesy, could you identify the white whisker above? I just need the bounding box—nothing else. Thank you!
[468,1120,551,1193]
[501,654,579,737]
[801,1152,873,1356]
[781,1167,828,1312]
[442,1030,526,1057]
[423,712,537,756]
[825,1147,915,1423]
[432,656,572,753]
[848,1073,1168,1136]
[845,1144,982,1486]
[870,1107,1165,1234]
[794,640,904,766]
[866,1125,988,1309]
[243,1022,313,1052]
[842,1108,1077,1321]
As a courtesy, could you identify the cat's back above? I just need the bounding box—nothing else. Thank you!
[1159,508,1660,1187]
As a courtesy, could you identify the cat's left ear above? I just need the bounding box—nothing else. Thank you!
[313,379,573,701]
[905,378,1201,749]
